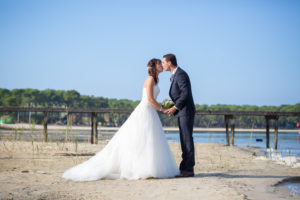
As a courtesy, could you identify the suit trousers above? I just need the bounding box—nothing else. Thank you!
[177,114,195,173]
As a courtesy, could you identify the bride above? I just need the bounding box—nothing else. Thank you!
[62,58,180,181]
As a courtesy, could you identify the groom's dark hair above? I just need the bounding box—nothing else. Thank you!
[163,53,177,66]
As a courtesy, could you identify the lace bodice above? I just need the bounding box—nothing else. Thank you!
[141,84,160,102]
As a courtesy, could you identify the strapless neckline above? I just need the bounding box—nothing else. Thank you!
[142,84,160,101]
[143,84,158,89]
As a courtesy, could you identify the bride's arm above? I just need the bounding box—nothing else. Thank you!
[146,77,165,112]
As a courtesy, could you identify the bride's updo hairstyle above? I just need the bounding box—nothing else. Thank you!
[147,58,161,84]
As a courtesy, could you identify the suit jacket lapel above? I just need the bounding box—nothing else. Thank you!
[169,67,180,96]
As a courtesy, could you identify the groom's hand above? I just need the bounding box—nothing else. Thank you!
[166,106,177,116]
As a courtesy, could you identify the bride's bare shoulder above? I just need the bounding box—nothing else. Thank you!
[143,76,155,88]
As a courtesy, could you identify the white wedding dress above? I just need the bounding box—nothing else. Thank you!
[62,84,180,181]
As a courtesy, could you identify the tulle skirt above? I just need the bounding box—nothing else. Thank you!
[62,100,180,181]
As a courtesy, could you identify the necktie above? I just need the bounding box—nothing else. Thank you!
[170,74,175,82]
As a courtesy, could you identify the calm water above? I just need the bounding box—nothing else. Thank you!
[1,129,300,157]
[166,132,300,157]
[284,182,300,196]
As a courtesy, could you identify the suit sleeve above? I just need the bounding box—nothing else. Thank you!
[174,72,190,110]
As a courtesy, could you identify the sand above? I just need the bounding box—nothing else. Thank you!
[0,139,300,200]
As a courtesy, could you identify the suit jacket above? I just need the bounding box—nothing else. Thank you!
[169,67,196,117]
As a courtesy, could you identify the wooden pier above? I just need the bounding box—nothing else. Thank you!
[1,107,300,149]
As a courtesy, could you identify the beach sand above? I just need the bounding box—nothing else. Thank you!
[0,140,299,200]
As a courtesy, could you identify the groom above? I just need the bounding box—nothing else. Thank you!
[162,53,196,178]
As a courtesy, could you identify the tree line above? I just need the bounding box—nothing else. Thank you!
[0,88,299,129]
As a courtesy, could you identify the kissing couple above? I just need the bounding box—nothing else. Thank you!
[62,53,196,181]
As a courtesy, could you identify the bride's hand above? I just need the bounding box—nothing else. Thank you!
[162,108,169,114]
[166,106,177,116]
[160,107,166,113]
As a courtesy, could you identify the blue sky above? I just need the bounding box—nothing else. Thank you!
[0,0,299,106]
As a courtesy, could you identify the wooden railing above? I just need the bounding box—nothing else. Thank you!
[1,106,300,149]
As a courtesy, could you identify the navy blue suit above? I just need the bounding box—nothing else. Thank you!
[169,67,195,173]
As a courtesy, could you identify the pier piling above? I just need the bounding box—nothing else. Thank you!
[42,111,48,142]
[91,112,98,144]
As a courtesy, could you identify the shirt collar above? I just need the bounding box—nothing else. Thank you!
[172,67,178,75]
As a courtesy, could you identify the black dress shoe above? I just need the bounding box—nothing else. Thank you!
[175,174,182,178]
[175,171,194,178]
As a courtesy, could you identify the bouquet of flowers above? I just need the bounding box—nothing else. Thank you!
[161,99,175,109]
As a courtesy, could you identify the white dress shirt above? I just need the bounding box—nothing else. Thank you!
[172,66,178,75]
